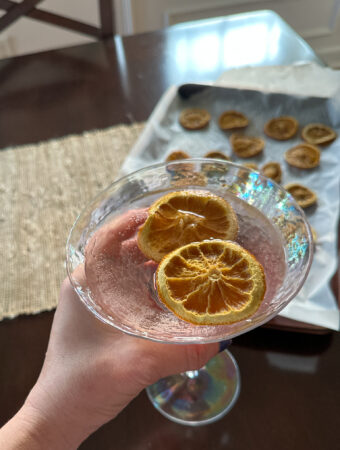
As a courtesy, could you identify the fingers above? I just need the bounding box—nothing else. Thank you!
[69,264,86,287]
[120,238,148,265]
[85,208,148,258]
[109,208,148,244]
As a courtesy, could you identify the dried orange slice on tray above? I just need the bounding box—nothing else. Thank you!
[218,111,249,130]
[204,151,230,161]
[264,116,298,140]
[237,163,259,180]
[156,240,266,325]
[230,134,265,158]
[311,226,318,245]
[241,163,259,171]
[284,143,320,169]
[284,183,317,208]
[179,108,211,130]
[170,171,207,188]
[302,123,337,145]
[166,150,190,161]
[261,161,282,183]
[138,191,238,262]
[202,151,231,174]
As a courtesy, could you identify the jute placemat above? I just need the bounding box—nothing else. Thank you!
[0,123,144,320]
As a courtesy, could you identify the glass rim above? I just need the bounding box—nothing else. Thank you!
[66,158,314,344]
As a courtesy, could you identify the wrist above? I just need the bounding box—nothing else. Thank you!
[0,403,80,450]
[21,383,94,450]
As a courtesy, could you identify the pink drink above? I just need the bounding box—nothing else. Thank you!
[224,192,286,310]
[85,188,286,340]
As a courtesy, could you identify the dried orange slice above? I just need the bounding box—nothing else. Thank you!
[302,123,337,145]
[230,133,265,158]
[284,183,317,208]
[261,162,282,183]
[242,163,259,171]
[138,191,238,262]
[264,116,298,140]
[204,151,230,161]
[311,226,318,245]
[219,111,248,130]
[166,150,190,161]
[202,151,231,174]
[179,108,211,130]
[156,240,266,325]
[170,171,207,188]
[284,143,320,169]
[237,163,259,180]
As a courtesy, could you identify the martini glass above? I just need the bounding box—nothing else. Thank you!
[66,159,313,426]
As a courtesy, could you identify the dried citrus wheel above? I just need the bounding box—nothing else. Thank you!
[156,240,266,325]
[264,116,298,140]
[166,150,190,161]
[202,151,231,174]
[179,108,211,130]
[301,123,337,145]
[242,162,259,170]
[284,143,320,169]
[284,183,317,208]
[170,171,207,188]
[204,151,231,161]
[261,161,282,183]
[310,226,318,245]
[237,163,259,180]
[218,111,249,130]
[138,191,238,262]
[230,133,265,158]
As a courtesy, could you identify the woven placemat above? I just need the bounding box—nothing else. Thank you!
[0,123,144,320]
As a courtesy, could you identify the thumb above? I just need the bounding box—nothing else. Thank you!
[136,340,220,386]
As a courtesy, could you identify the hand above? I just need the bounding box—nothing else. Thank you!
[5,210,219,449]
[84,208,159,317]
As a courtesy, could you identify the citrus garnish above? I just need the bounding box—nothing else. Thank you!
[204,151,231,161]
[166,150,190,161]
[284,143,320,169]
[261,161,282,183]
[179,108,211,130]
[156,240,266,325]
[264,116,298,140]
[138,191,238,262]
[230,133,265,158]
[218,111,249,130]
[284,183,317,208]
[302,123,337,145]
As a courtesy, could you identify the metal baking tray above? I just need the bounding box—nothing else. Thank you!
[121,83,340,333]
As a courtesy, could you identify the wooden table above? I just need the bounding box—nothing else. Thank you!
[0,11,339,449]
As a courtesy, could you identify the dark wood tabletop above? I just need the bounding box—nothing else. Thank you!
[0,11,339,450]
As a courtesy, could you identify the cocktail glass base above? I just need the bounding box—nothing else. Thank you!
[146,349,240,426]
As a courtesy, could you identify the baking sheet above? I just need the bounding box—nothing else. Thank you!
[120,84,340,331]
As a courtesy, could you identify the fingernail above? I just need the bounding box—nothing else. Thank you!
[219,340,232,352]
